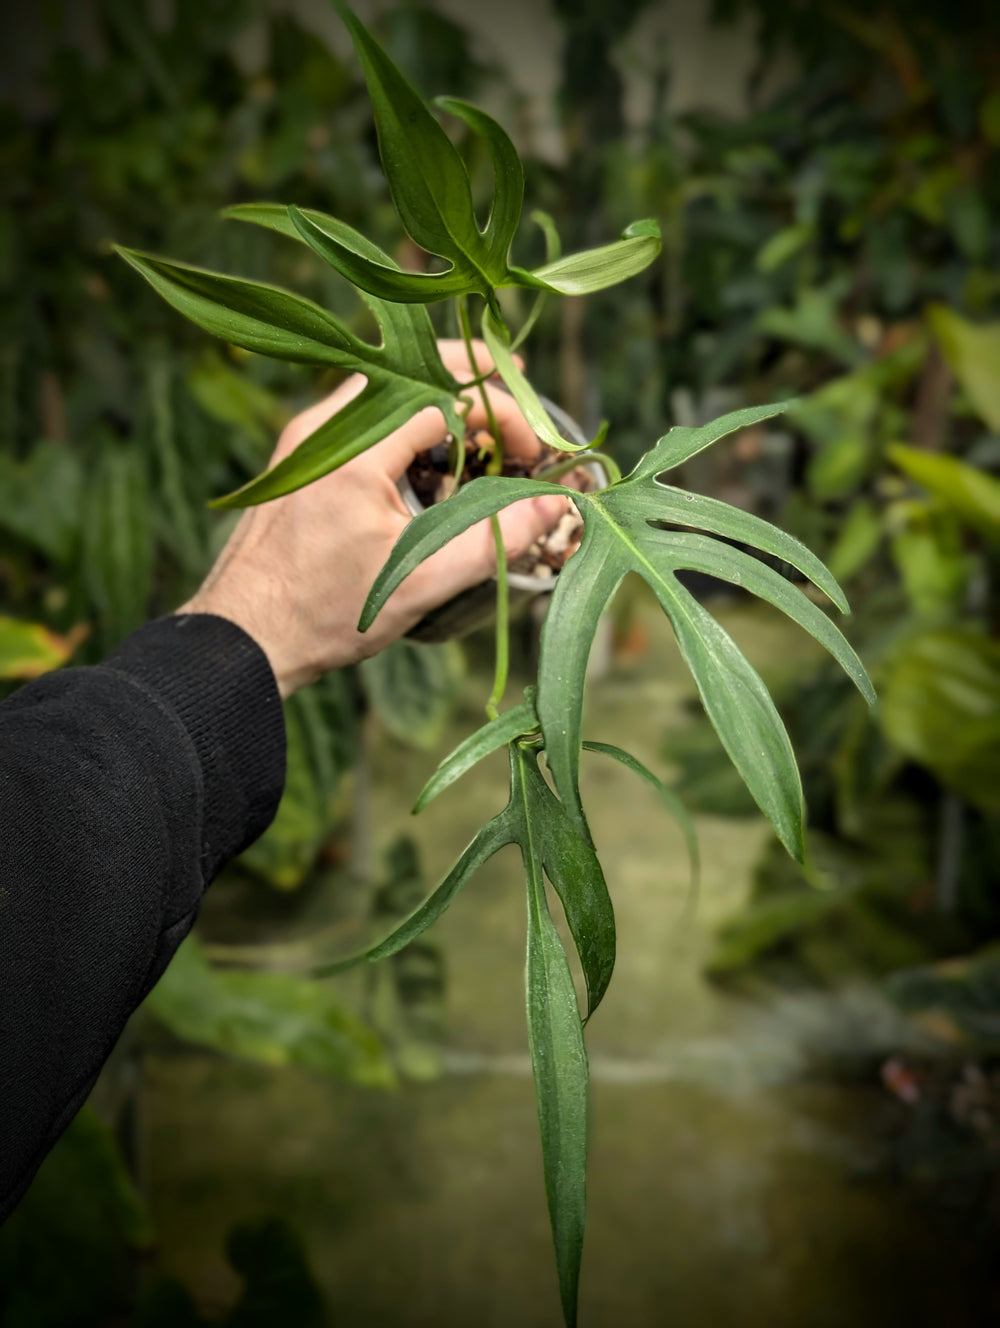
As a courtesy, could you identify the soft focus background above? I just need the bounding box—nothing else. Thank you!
[2,1,999,1324]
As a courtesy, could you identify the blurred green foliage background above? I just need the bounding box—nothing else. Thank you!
[1,0,998,1323]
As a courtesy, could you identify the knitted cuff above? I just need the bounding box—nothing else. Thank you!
[103,614,286,880]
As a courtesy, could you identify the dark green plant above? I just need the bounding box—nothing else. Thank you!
[116,6,874,1322]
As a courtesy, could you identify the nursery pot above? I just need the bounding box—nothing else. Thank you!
[397,393,608,643]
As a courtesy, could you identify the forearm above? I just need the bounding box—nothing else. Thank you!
[0,615,285,1222]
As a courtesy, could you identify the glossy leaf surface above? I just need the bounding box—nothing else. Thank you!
[435,97,524,265]
[115,247,358,365]
[117,237,466,507]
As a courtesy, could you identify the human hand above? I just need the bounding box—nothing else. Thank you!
[178,341,571,697]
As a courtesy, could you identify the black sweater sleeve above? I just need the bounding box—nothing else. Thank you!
[0,614,286,1223]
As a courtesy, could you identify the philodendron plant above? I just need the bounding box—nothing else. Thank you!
[116,6,875,1323]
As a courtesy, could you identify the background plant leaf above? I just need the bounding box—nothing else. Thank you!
[145,936,394,1086]
[0,617,85,679]
[927,304,1000,431]
[361,638,465,750]
[890,443,1000,543]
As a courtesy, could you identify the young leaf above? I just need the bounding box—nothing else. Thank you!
[582,742,700,894]
[531,209,563,263]
[482,309,591,453]
[528,218,662,296]
[511,211,562,350]
[336,5,495,294]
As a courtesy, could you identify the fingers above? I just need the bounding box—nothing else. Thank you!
[402,495,573,611]
[461,383,542,460]
[364,403,459,479]
[272,339,531,478]
[365,379,544,479]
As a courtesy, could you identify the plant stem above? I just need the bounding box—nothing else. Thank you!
[457,294,503,474]
[457,294,513,719]
[539,450,622,487]
[486,514,510,720]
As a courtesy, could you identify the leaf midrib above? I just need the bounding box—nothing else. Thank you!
[586,495,689,622]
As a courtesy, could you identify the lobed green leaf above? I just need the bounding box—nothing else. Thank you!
[337,5,492,291]
[435,96,524,265]
[114,246,359,366]
[289,205,475,304]
[622,483,849,611]
[630,400,798,481]
[211,377,463,508]
[637,530,875,705]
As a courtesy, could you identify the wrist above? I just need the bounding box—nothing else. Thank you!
[176,592,307,700]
